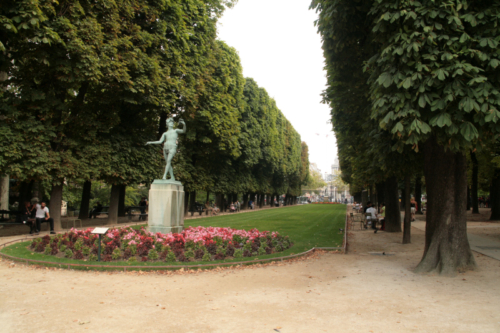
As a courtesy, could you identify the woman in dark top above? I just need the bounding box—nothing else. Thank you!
[21,201,37,234]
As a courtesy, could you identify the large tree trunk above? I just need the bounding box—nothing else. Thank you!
[361,190,368,209]
[384,177,402,232]
[415,138,476,275]
[466,186,471,211]
[18,180,34,208]
[0,175,9,212]
[415,176,423,214]
[49,182,63,231]
[376,182,385,211]
[490,168,500,220]
[403,176,411,244]
[184,192,190,216]
[107,184,121,225]
[118,185,126,217]
[189,191,196,214]
[471,151,479,214]
[78,181,92,219]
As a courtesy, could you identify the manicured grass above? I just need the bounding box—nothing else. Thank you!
[0,204,346,269]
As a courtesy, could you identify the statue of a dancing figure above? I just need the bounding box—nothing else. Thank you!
[146,117,186,180]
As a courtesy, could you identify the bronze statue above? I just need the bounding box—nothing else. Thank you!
[146,117,186,180]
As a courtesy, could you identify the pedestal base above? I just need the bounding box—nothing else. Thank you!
[148,182,184,234]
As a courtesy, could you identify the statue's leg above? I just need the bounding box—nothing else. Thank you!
[162,149,169,179]
[166,149,177,181]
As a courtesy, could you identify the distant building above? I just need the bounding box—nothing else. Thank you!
[331,157,340,173]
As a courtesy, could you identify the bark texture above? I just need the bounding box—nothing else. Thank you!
[49,183,63,231]
[415,138,476,275]
[403,176,411,244]
[415,177,423,214]
[118,185,126,217]
[384,177,402,232]
[107,184,121,225]
[471,151,479,214]
[490,168,500,221]
[78,181,92,219]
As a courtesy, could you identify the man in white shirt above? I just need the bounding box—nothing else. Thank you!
[35,202,55,234]
[365,202,378,233]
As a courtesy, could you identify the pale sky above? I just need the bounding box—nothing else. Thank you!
[217,0,337,175]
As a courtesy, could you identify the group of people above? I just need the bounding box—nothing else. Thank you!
[204,201,241,216]
[21,201,55,235]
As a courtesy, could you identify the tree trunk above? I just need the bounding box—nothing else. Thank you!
[415,137,476,275]
[118,185,126,217]
[384,177,402,232]
[206,191,210,203]
[376,182,385,210]
[415,176,423,214]
[189,191,196,213]
[471,151,479,214]
[490,168,500,220]
[107,184,121,225]
[403,176,411,244]
[242,193,248,210]
[49,182,63,231]
[466,186,471,211]
[18,180,34,207]
[0,175,9,212]
[184,192,190,216]
[78,181,92,219]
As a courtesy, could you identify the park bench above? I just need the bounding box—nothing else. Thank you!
[189,203,205,216]
[88,206,109,219]
[0,210,32,231]
[126,206,148,221]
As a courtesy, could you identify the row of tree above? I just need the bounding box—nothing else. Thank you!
[311,0,500,274]
[0,0,307,227]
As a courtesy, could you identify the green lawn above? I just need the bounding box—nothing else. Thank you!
[0,204,346,269]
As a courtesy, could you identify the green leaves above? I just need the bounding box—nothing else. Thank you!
[460,122,479,141]
[430,113,452,128]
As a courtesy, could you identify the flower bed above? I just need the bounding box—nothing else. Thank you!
[28,226,293,263]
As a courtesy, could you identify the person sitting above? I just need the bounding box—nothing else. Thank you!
[205,201,214,216]
[378,203,386,231]
[230,202,236,212]
[139,197,148,214]
[365,201,378,232]
[20,201,36,234]
[213,204,220,215]
[89,201,103,219]
[35,201,55,234]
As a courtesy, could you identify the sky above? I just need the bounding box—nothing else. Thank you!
[217,0,337,175]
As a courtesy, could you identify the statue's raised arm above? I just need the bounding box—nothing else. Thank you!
[176,118,186,134]
[146,133,166,146]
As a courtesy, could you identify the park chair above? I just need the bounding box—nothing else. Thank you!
[364,212,373,229]
[349,213,364,230]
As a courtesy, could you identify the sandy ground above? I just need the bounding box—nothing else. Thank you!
[1,219,500,333]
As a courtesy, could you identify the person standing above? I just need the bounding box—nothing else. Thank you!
[35,201,55,234]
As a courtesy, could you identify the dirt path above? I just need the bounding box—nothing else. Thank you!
[2,222,500,333]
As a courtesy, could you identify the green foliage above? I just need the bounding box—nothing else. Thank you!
[112,248,122,260]
[59,244,67,252]
[233,249,243,258]
[202,251,211,262]
[165,251,176,262]
[89,254,98,261]
[147,249,159,261]
[64,249,73,258]
[44,244,51,255]
[82,246,90,256]
[185,250,195,260]
[127,256,137,263]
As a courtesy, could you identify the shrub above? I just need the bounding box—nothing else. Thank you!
[74,240,83,251]
[90,245,98,255]
[243,242,252,252]
[137,243,150,256]
[73,250,84,260]
[165,251,176,262]
[123,248,132,260]
[112,248,122,260]
[243,250,252,257]
[206,242,217,255]
[148,249,159,261]
[185,250,195,260]
[275,244,283,252]
[176,253,187,262]
[44,244,51,255]
[128,256,137,263]
[202,252,211,262]
[129,245,137,256]
[88,254,97,261]
[102,254,112,262]
[265,247,272,255]
[59,244,67,252]
[50,244,58,255]
[64,249,73,258]
[234,249,243,258]
[194,248,205,260]
[214,252,225,260]
[141,256,148,262]
[30,239,39,249]
[225,244,235,257]
[82,246,90,256]
[258,247,266,256]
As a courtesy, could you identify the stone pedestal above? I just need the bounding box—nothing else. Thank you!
[148,180,184,234]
